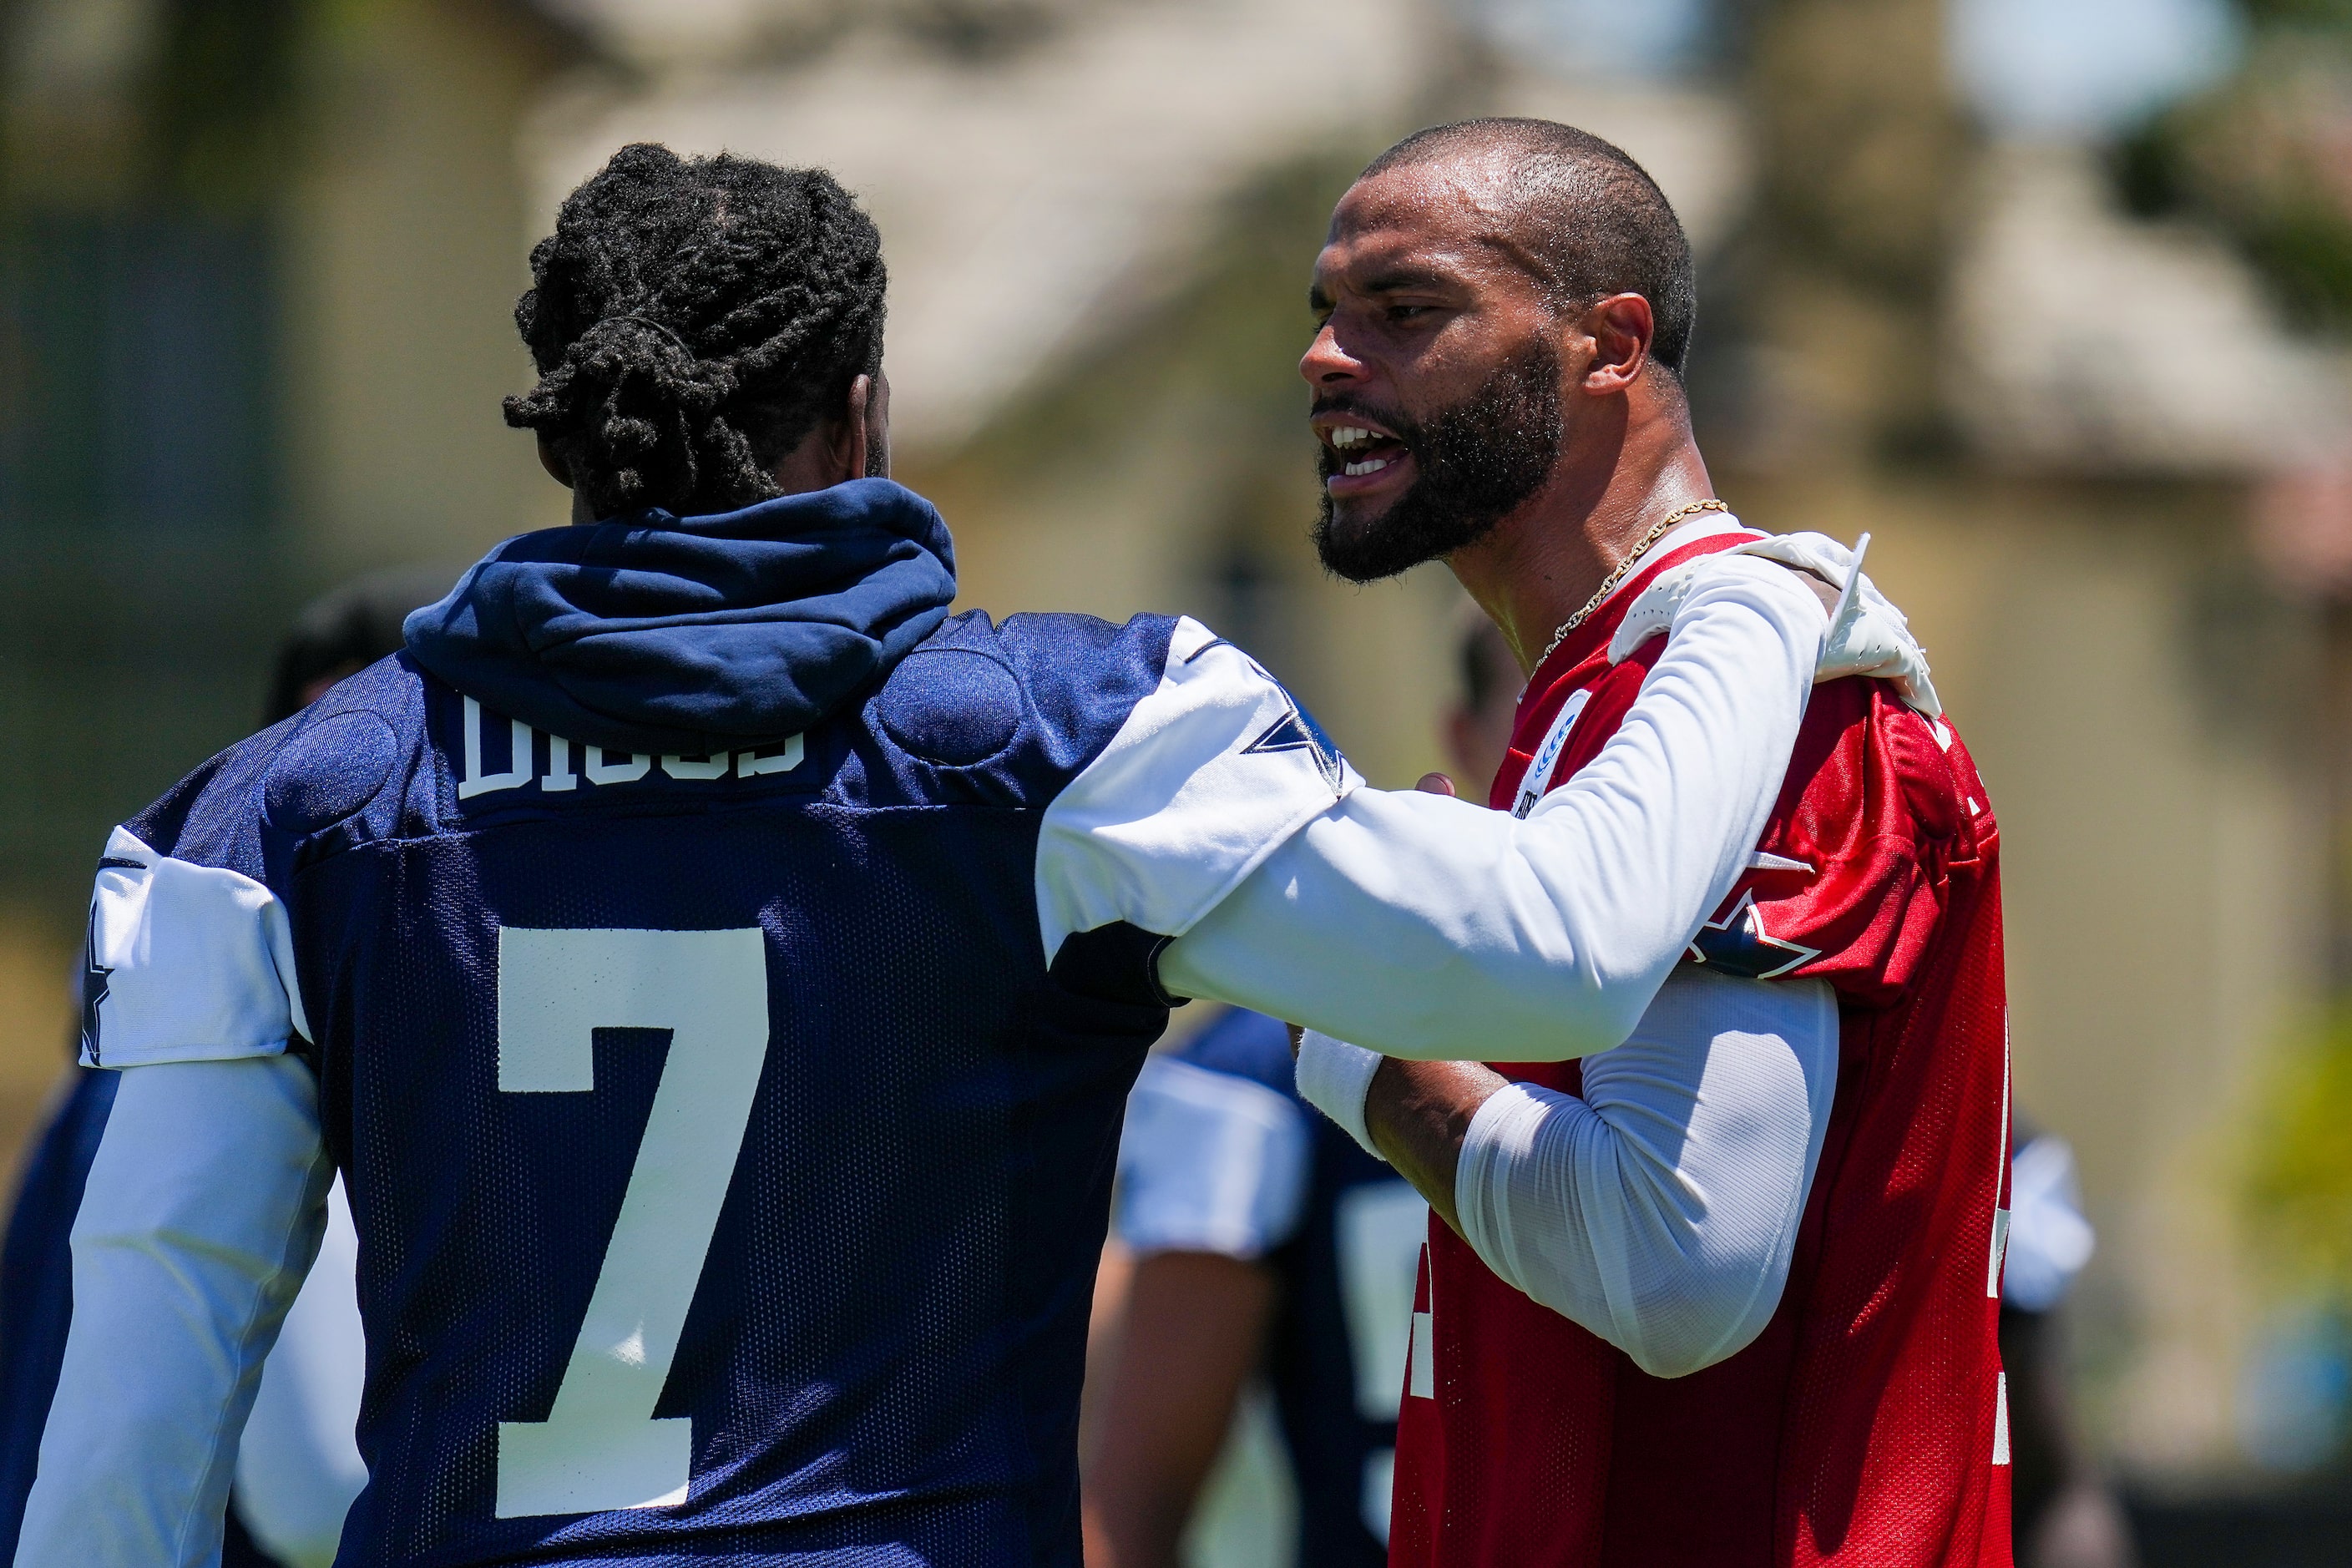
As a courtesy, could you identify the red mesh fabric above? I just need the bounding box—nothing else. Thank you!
[1389,541,2012,1568]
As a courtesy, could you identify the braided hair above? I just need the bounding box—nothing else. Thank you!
[504,144,888,518]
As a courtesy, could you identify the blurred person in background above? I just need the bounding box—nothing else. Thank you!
[0,569,446,1568]
[1999,1122,2134,1568]
[1082,615,1519,1568]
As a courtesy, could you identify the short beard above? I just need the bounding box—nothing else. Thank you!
[1313,336,1563,584]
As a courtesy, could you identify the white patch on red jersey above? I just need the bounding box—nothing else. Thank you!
[1993,1373,2011,1465]
[1746,850,1814,875]
[1511,689,1592,819]
[1408,1242,1436,1401]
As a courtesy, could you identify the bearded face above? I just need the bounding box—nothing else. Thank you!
[1312,335,1564,584]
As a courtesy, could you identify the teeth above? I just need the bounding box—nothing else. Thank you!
[1330,426,1373,450]
[1343,457,1391,477]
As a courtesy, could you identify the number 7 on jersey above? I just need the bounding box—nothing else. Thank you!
[493,926,770,1518]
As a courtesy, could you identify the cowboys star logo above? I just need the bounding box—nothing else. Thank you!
[1243,701,1345,792]
[77,856,139,1064]
[1687,887,1821,980]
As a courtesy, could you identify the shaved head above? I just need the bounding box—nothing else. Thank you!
[1362,119,1696,373]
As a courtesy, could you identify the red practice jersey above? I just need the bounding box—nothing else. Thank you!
[1388,534,2013,1568]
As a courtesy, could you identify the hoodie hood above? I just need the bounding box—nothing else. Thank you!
[403,478,958,757]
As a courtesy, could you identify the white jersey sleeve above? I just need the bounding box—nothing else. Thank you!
[1035,617,1360,964]
[234,1176,368,1568]
[1115,1055,1312,1261]
[1452,969,1839,1378]
[16,1055,331,1568]
[82,825,311,1067]
[1156,554,1826,1061]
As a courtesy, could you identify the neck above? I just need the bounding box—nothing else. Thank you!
[1446,398,1717,676]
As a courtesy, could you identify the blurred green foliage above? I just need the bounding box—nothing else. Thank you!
[2245,1010,2352,1298]
[2116,8,2352,331]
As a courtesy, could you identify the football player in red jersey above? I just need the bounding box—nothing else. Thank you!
[1292,119,2012,1566]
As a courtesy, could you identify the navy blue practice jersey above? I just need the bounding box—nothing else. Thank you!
[1115,1009,1426,1564]
[72,594,1355,1567]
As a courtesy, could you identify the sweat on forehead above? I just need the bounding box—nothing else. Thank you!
[1354,118,1697,373]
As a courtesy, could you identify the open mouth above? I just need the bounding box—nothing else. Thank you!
[1316,417,1415,499]
[1325,423,1408,478]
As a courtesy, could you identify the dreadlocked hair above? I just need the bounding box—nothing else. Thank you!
[504,144,888,518]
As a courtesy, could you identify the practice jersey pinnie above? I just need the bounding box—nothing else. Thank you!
[73,485,1358,1567]
[1389,530,2011,1568]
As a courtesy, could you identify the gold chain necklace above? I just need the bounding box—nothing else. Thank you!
[1533,498,1732,670]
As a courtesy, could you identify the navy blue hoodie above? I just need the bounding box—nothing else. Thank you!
[403,478,959,756]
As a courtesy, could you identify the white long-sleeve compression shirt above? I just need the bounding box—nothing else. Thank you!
[1159,552,1824,1059]
[1450,969,1839,1378]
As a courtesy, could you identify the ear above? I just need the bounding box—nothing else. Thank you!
[827,375,873,484]
[862,369,892,479]
[1578,293,1654,397]
[535,434,574,488]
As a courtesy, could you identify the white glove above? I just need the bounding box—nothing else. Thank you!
[1609,531,1940,718]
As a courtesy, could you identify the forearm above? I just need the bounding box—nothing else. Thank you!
[1161,556,1823,1060]
[17,1055,331,1568]
[1362,1058,1505,1239]
[1300,972,1839,1378]
[1084,1252,1273,1568]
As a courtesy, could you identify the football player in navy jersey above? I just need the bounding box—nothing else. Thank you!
[1083,617,1515,1568]
[18,142,1922,1568]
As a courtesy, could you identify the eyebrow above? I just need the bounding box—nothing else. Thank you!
[1307,266,1456,311]
[1360,266,1453,294]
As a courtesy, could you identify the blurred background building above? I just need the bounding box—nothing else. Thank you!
[8,0,2352,1560]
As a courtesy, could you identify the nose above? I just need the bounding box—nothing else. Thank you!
[1300,319,1363,388]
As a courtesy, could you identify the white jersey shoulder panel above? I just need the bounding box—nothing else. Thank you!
[83,826,309,1067]
[1115,1054,1311,1260]
[1035,617,1358,961]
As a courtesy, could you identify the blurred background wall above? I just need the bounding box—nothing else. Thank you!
[7,0,2352,1556]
